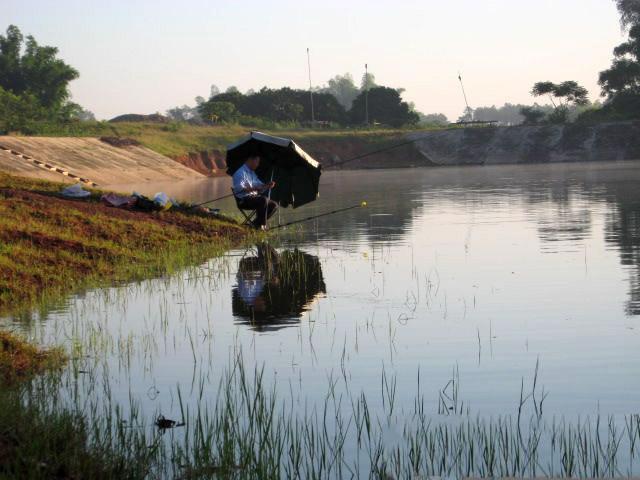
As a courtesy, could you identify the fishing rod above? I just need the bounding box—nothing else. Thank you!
[195,135,435,207]
[329,135,435,168]
[191,191,236,208]
[192,182,275,209]
[271,201,367,230]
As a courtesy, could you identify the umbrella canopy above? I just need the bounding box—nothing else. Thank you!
[226,131,321,208]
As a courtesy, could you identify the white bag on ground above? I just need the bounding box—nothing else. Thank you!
[153,192,173,210]
[61,183,91,198]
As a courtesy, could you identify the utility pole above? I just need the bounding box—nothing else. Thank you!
[458,72,472,121]
[307,48,315,125]
[364,63,369,126]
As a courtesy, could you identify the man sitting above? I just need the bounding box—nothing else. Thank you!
[232,155,277,229]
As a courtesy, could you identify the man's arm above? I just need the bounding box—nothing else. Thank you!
[233,168,275,194]
[247,171,275,193]
[234,169,259,194]
[252,171,276,191]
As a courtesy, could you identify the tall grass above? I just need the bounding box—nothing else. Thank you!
[13,347,638,479]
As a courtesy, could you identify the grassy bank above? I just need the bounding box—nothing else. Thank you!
[0,330,150,478]
[14,120,439,158]
[0,173,251,315]
[0,172,254,478]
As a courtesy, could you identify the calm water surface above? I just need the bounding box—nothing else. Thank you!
[4,161,640,472]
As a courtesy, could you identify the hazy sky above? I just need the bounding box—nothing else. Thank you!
[4,0,625,121]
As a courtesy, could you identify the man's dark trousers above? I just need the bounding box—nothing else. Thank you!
[238,195,278,227]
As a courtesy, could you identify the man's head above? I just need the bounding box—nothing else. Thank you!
[245,155,260,171]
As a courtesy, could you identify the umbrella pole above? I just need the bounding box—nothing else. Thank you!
[266,169,275,229]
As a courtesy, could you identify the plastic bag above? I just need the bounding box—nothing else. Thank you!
[61,183,91,198]
[153,192,173,210]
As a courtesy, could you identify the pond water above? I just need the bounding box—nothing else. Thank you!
[4,161,640,477]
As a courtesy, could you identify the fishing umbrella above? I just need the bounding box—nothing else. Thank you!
[226,131,322,208]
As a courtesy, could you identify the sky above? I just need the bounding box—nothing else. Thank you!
[4,0,626,121]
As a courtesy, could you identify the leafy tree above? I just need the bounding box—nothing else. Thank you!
[0,25,79,111]
[419,113,449,126]
[587,1,640,120]
[615,0,640,28]
[474,103,524,125]
[202,86,347,125]
[350,86,419,127]
[166,104,201,122]
[530,80,589,123]
[320,73,359,109]
[68,103,95,121]
[166,105,189,121]
[519,106,547,125]
[225,86,240,94]
[599,24,640,97]
[360,72,377,91]
[209,84,220,98]
[198,101,237,123]
[457,107,474,123]
[531,81,589,109]
[0,25,91,132]
[208,90,245,110]
[0,87,42,132]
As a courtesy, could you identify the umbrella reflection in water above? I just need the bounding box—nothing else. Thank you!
[232,244,326,331]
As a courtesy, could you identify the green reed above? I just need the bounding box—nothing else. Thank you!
[13,348,637,479]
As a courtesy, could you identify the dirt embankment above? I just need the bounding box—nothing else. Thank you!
[173,149,227,176]
[410,121,640,165]
[170,135,435,176]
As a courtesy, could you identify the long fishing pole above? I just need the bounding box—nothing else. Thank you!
[271,201,367,230]
[192,179,274,208]
[195,134,436,207]
[191,191,236,208]
[330,136,435,168]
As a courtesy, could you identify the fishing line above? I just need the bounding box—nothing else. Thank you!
[329,135,435,168]
[270,202,367,230]
[191,192,236,208]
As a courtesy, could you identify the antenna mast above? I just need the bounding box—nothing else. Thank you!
[364,63,369,125]
[307,48,315,124]
[458,72,472,120]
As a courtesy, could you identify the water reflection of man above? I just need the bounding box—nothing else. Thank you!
[232,244,326,331]
[232,155,277,230]
[236,244,278,311]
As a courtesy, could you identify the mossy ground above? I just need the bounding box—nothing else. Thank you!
[0,173,251,315]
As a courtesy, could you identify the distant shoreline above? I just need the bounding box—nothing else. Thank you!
[0,121,638,184]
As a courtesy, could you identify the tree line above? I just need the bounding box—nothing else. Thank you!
[1,0,639,134]
[173,73,420,128]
